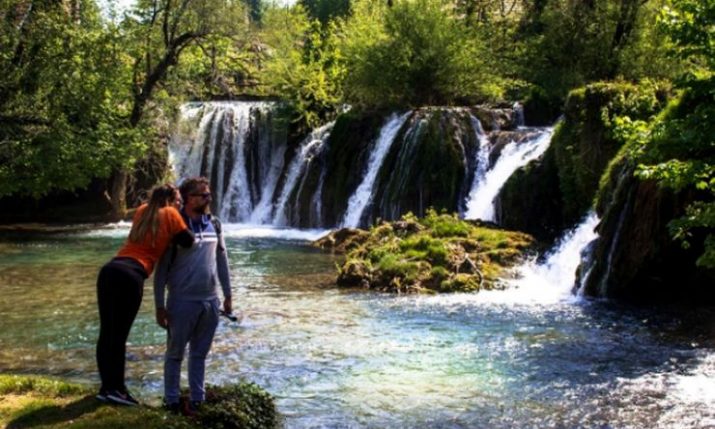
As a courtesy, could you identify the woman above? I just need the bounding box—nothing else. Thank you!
[96,184,193,406]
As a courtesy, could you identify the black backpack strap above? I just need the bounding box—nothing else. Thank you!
[210,216,225,252]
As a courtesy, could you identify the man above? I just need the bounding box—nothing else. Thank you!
[153,176,232,413]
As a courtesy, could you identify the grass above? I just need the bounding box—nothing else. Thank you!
[0,375,277,429]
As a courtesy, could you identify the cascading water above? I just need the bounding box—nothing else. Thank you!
[272,123,334,226]
[505,211,600,304]
[171,103,551,229]
[464,127,554,221]
[169,101,283,223]
[341,112,412,228]
[462,115,492,217]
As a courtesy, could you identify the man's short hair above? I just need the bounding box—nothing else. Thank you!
[179,177,210,201]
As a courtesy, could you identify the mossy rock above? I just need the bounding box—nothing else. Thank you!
[313,228,370,254]
[194,383,279,429]
[318,209,534,294]
[553,80,670,225]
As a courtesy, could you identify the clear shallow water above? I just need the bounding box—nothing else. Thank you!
[1,227,714,428]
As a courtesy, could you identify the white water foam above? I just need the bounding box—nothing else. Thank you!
[504,211,600,304]
[222,224,331,241]
[464,127,554,222]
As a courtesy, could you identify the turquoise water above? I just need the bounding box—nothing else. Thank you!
[1,228,714,428]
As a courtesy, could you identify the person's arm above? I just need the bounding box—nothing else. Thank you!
[174,228,194,248]
[216,233,232,314]
[153,250,171,329]
[167,207,194,248]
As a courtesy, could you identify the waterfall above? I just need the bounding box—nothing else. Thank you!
[272,123,334,226]
[169,101,284,223]
[513,102,525,127]
[507,212,600,303]
[341,112,412,228]
[170,102,548,229]
[463,116,491,217]
[464,127,554,221]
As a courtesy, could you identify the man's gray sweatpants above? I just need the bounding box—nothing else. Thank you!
[164,298,219,403]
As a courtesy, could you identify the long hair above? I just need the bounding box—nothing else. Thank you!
[128,184,178,246]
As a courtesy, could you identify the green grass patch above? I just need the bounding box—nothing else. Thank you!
[0,375,278,429]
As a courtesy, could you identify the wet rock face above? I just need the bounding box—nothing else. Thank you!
[495,81,670,244]
[580,164,715,304]
[496,146,564,242]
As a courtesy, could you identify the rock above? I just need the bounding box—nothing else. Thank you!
[337,259,372,287]
[313,228,369,254]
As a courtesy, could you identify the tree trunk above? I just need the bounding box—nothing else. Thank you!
[109,170,128,221]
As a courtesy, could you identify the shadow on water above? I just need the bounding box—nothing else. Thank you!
[6,396,100,429]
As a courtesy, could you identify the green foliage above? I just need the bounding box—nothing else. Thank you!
[602,0,715,268]
[553,80,670,224]
[196,383,279,429]
[0,0,248,202]
[0,4,143,198]
[334,209,533,293]
[300,0,351,25]
[260,5,345,127]
[337,0,502,108]
[521,0,682,100]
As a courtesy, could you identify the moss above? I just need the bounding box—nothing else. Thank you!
[0,375,277,429]
[0,375,87,397]
[371,109,477,222]
[553,80,670,225]
[323,209,534,293]
[440,273,480,292]
[195,383,279,429]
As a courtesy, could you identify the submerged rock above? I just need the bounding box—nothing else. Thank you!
[316,210,533,294]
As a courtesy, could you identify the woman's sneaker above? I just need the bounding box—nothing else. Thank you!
[96,389,108,402]
[106,389,139,406]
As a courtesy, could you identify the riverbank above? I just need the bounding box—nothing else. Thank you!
[0,375,277,429]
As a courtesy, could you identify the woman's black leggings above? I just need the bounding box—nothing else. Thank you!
[96,257,147,392]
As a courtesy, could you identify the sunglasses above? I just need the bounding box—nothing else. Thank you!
[190,192,211,199]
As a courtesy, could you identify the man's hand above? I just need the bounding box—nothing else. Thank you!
[156,308,169,329]
[223,297,232,315]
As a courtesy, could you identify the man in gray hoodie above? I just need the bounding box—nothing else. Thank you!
[154,176,232,413]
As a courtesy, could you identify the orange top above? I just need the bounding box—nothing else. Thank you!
[116,204,188,275]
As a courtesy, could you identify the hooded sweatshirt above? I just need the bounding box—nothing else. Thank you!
[153,212,231,308]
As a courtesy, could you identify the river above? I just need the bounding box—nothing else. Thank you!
[0,225,714,428]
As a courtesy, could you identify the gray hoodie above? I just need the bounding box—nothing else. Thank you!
[153,214,231,308]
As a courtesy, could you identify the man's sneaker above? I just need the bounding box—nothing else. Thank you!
[106,389,139,406]
[96,389,108,402]
[182,400,202,417]
[164,401,181,414]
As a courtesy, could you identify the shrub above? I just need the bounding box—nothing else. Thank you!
[196,383,279,429]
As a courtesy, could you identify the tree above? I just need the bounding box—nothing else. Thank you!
[618,0,715,267]
[107,0,246,220]
[337,0,504,108]
[299,0,351,25]
[0,1,142,199]
[260,4,345,127]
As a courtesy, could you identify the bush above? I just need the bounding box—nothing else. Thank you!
[337,0,500,108]
[196,383,279,429]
